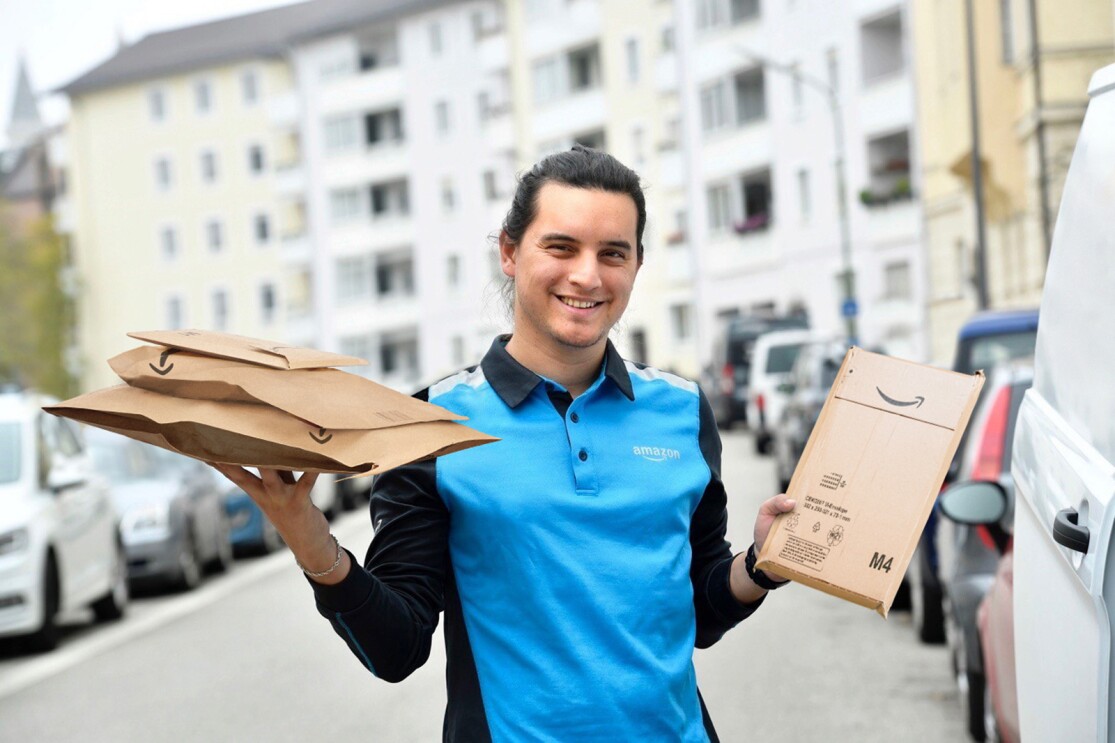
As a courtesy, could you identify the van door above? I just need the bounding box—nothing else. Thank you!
[1012,64,1115,742]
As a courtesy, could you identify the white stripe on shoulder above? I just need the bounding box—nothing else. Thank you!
[624,361,698,395]
[429,366,487,401]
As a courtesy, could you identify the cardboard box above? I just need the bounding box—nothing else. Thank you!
[755,347,984,616]
[45,330,498,478]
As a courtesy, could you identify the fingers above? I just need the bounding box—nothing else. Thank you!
[761,492,797,515]
[295,471,320,499]
[210,463,262,491]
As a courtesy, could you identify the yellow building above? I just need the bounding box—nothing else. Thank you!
[60,8,311,391]
[912,0,1114,364]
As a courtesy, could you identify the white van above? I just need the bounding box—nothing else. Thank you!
[1011,63,1115,740]
[746,329,814,454]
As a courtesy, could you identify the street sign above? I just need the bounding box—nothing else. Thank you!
[841,298,858,318]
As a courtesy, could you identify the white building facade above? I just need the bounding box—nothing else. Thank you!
[676,0,929,365]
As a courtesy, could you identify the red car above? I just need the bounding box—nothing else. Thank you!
[978,545,1017,743]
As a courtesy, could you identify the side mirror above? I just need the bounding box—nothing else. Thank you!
[47,466,87,494]
[939,480,1007,525]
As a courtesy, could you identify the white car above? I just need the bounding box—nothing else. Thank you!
[746,328,815,455]
[1011,62,1115,741]
[0,391,128,650]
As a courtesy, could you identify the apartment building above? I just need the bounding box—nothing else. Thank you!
[60,5,325,391]
[287,0,508,390]
[677,0,929,364]
[912,0,1114,363]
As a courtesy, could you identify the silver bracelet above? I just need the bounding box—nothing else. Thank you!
[297,534,343,578]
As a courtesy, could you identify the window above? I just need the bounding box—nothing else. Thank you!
[739,168,773,231]
[370,180,410,219]
[435,100,450,135]
[376,252,415,298]
[165,296,184,330]
[696,0,726,29]
[700,81,728,132]
[259,283,276,324]
[160,226,178,261]
[864,129,912,204]
[661,26,675,53]
[365,108,404,146]
[241,70,259,105]
[211,289,229,331]
[574,129,606,151]
[631,125,645,166]
[791,63,804,116]
[533,57,561,104]
[625,38,640,84]
[337,255,373,304]
[707,183,732,232]
[826,47,840,94]
[154,157,172,190]
[999,0,1014,63]
[200,150,218,184]
[429,22,443,55]
[734,68,766,124]
[148,89,166,122]
[471,10,486,41]
[357,30,400,71]
[884,261,912,300]
[330,188,362,223]
[248,144,266,175]
[451,335,465,366]
[206,219,224,252]
[339,334,374,364]
[380,330,419,378]
[483,170,499,201]
[729,0,760,24]
[797,168,811,219]
[254,214,271,244]
[477,91,491,124]
[860,11,905,83]
[195,80,212,114]
[568,44,601,92]
[325,116,359,152]
[441,178,456,212]
[670,304,693,341]
[698,0,759,30]
[447,253,461,287]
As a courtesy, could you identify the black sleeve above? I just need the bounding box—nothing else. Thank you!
[308,458,449,682]
[690,386,765,649]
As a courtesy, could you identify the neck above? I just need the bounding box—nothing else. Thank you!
[504,333,606,398]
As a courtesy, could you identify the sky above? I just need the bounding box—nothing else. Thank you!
[0,0,299,148]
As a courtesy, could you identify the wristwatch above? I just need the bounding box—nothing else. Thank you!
[745,543,789,590]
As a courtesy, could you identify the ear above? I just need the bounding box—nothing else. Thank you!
[498,230,517,278]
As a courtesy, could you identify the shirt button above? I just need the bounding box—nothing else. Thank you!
[570,412,580,423]
[578,449,588,462]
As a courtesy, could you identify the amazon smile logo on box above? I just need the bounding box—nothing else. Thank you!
[633,445,681,462]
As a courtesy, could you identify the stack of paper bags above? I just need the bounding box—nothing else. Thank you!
[44,330,498,478]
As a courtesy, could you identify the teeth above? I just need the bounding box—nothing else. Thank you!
[561,297,599,309]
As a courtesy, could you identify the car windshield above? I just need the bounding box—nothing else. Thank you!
[0,422,20,484]
[958,330,1037,374]
[90,442,151,482]
[766,343,804,374]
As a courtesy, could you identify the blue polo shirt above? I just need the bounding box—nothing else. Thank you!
[312,336,763,742]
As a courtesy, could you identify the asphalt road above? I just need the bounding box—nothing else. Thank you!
[0,431,967,741]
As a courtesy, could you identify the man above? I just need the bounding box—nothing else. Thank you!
[214,146,794,741]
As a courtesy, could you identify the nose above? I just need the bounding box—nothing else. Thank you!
[567,252,602,291]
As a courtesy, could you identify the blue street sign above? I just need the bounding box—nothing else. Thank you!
[841,298,858,318]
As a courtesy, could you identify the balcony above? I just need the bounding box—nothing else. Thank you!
[664,246,693,283]
[320,65,404,116]
[658,149,684,190]
[702,228,776,279]
[863,197,919,246]
[273,161,306,197]
[859,72,914,135]
[531,88,606,143]
[701,122,772,181]
[483,110,515,153]
[330,215,415,252]
[524,0,600,59]
[655,53,678,94]
[280,231,311,265]
[479,32,508,73]
[267,91,299,129]
[322,143,409,189]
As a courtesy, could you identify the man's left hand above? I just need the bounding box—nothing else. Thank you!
[753,493,796,553]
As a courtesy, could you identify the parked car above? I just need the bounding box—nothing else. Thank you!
[745,329,814,455]
[0,391,128,651]
[703,313,809,429]
[85,429,232,591]
[771,338,847,492]
[937,361,1031,741]
[907,307,1039,644]
[225,487,284,555]
[1007,62,1115,742]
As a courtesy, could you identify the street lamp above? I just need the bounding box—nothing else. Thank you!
[734,47,859,345]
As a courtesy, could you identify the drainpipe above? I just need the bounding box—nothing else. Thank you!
[965,0,991,310]
[1026,0,1052,258]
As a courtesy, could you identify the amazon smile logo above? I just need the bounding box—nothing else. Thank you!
[875,386,925,408]
[148,348,179,376]
[309,427,333,444]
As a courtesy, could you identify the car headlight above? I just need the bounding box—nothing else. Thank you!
[0,527,30,556]
[123,504,171,535]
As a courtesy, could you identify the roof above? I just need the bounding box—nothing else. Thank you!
[958,308,1040,340]
[59,0,464,97]
[8,57,43,132]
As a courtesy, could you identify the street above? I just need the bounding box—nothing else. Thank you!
[0,431,966,742]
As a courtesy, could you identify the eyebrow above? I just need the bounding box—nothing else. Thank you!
[539,232,633,251]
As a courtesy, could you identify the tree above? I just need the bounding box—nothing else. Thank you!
[0,203,76,398]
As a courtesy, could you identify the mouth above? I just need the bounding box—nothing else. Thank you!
[558,296,602,310]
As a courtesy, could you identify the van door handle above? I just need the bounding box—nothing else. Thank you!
[1053,508,1090,554]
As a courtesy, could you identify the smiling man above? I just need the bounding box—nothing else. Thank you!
[214,146,795,742]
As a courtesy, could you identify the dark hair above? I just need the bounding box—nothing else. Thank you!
[501,144,646,262]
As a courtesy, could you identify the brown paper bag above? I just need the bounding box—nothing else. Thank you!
[108,345,467,430]
[127,329,367,369]
[45,385,498,476]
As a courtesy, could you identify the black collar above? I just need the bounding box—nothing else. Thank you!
[480,335,635,408]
